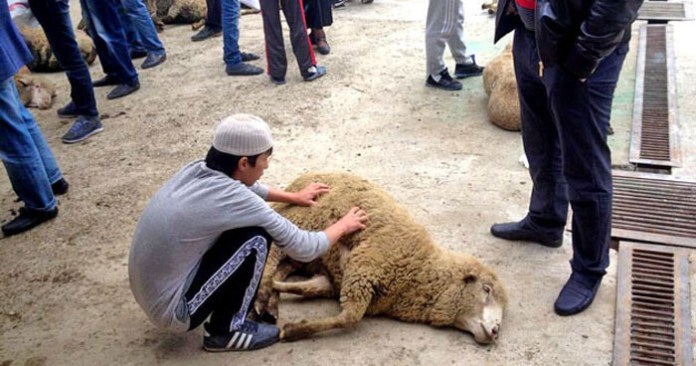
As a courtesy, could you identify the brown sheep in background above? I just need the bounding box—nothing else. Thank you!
[481,0,498,14]
[146,0,207,29]
[17,25,96,72]
[14,66,56,110]
[483,43,520,131]
[254,172,508,344]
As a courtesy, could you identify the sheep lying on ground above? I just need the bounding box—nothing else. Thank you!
[146,0,206,29]
[254,172,508,344]
[14,67,56,110]
[17,24,97,72]
[483,43,520,131]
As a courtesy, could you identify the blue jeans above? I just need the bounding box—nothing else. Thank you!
[513,27,628,279]
[79,0,139,85]
[0,77,61,211]
[117,0,165,54]
[28,0,98,117]
[206,0,222,29]
[222,0,242,66]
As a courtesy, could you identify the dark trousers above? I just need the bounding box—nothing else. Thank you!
[513,27,628,279]
[260,0,316,79]
[28,0,98,117]
[79,0,139,85]
[185,227,271,334]
[206,0,222,29]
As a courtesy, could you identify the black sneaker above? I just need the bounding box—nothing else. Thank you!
[270,75,286,85]
[141,52,167,69]
[226,62,264,76]
[241,52,260,62]
[191,26,222,42]
[57,102,80,118]
[426,69,462,91]
[454,55,484,79]
[107,82,140,100]
[2,207,58,237]
[51,178,69,196]
[203,320,279,352]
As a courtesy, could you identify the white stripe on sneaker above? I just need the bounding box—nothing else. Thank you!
[243,334,253,349]
[235,334,248,349]
[226,332,240,349]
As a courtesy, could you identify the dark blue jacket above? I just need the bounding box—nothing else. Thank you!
[0,3,32,81]
[494,0,643,79]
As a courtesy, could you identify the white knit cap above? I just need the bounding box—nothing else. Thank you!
[213,114,273,156]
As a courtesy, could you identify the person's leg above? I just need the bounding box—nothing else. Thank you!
[29,0,99,118]
[207,0,222,29]
[0,77,57,212]
[222,0,242,67]
[185,227,279,351]
[121,0,165,54]
[447,0,483,78]
[116,0,146,56]
[424,0,460,90]
[260,0,287,80]
[281,0,317,78]
[81,0,139,86]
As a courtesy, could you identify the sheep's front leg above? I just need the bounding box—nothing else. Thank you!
[273,274,335,298]
[254,259,298,323]
[281,275,373,341]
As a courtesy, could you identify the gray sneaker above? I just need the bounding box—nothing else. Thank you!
[62,116,103,144]
[203,320,279,352]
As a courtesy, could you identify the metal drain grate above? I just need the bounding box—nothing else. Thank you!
[638,1,694,22]
[629,24,681,169]
[613,241,692,366]
[612,170,696,249]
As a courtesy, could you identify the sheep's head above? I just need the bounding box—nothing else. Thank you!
[429,260,507,344]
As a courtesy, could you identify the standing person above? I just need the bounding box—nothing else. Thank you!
[221,0,264,76]
[259,0,327,84]
[117,0,167,69]
[191,0,222,41]
[425,0,484,91]
[27,0,104,144]
[80,0,141,99]
[129,114,367,351]
[0,3,68,236]
[490,0,642,315]
[305,0,333,55]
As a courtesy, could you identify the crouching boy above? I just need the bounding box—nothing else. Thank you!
[128,114,367,351]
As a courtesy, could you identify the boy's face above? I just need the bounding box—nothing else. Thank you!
[236,152,271,186]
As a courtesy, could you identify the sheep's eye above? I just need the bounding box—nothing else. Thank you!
[483,285,491,294]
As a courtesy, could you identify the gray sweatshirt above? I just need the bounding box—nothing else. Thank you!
[129,160,329,332]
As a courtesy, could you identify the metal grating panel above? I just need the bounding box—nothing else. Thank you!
[613,241,692,366]
[612,170,696,248]
[629,24,682,168]
[638,1,694,22]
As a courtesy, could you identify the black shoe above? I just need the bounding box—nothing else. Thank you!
[2,207,58,237]
[316,39,330,55]
[51,178,69,196]
[241,52,260,62]
[57,102,80,118]
[93,75,120,87]
[303,65,327,81]
[454,55,484,79]
[107,82,140,100]
[426,69,462,91]
[203,321,279,352]
[130,50,148,59]
[490,218,563,247]
[270,75,286,85]
[554,273,602,316]
[141,52,167,69]
[225,62,264,76]
[191,26,222,42]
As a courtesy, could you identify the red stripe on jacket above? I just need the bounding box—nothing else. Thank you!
[515,0,535,10]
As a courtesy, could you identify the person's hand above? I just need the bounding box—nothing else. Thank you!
[293,183,330,207]
[337,206,368,235]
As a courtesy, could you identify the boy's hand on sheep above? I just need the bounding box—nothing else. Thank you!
[324,207,368,246]
[293,182,330,207]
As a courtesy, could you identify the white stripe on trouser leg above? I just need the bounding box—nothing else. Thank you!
[226,332,241,349]
[186,236,269,318]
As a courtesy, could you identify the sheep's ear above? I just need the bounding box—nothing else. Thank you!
[463,274,477,284]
